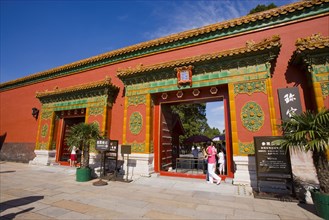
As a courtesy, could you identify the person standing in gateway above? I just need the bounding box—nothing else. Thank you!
[206,142,221,185]
[70,146,78,167]
[218,147,225,175]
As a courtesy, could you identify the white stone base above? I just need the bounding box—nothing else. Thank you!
[29,150,56,166]
[232,156,257,187]
[121,153,154,180]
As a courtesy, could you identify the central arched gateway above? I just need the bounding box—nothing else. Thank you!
[152,85,233,179]
[118,35,281,184]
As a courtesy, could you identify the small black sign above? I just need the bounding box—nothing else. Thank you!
[96,139,110,151]
[121,145,131,155]
[254,136,293,195]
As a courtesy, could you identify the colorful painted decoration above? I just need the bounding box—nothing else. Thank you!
[234,80,266,96]
[129,112,143,135]
[241,101,264,132]
[321,82,329,98]
[41,124,48,137]
[238,141,255,155]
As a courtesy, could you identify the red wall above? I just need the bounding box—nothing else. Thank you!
[0,15,328,144]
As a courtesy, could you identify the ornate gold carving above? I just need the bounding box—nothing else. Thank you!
[41,124,48,138]
[129,112,143,135]
[128,95,146,106]
[295,33,329,51]
[241,101,264,132]
[88,107,103,116]
[321,82,329,98]
[238,141,255,155]
[234,80,267,96]
[41,111,53,120]
[125,142,146,153]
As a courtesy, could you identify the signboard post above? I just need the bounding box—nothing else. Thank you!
[254,136,294,198]
[121,145,132,183]
[106,140,119,179]
[93,139,111,186]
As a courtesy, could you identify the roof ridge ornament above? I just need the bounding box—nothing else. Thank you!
[295,33,329,51]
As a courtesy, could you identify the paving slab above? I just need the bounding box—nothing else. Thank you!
[0,161,322,219]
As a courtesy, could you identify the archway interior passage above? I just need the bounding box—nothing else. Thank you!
[160,99,227,177]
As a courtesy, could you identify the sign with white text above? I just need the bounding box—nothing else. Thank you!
[278,87,302,120]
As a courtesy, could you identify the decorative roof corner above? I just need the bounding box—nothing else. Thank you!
[290,33,329,66]
[36,77,119,104]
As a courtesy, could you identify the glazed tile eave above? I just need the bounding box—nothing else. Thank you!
[0,0,328,91]
[117,35,281,78]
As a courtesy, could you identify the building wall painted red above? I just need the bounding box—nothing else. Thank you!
[0,15,328,147]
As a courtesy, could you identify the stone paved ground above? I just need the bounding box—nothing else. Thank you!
[0,161,321,219]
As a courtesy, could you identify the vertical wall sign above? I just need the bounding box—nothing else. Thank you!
[277,87,302,120]
[175,65,193,88]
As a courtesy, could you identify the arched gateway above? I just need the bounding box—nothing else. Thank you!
[117,36,281,184]
[1,0,328,187]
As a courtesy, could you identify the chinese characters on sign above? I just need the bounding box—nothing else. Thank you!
[256,139,290,174]
[96,139,110,151]
[278,87,302,120]
[254,136,293,195]
[109,140,118,152]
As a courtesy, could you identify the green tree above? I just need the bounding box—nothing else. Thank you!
[203,125,221,141]
[248,3,277,15]
[275,109,329,194]
[171,103,208,144]
[65,122,101,168]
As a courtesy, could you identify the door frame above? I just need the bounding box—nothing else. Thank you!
[153,87,233,178]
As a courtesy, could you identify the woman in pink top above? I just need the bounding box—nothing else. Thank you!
[206,142,221,185]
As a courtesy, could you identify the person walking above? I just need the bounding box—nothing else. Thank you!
[206,142,221,185]
[202,143,209,182]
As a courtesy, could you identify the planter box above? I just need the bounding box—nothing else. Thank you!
[76,167,92,182]
[310,189,329,220]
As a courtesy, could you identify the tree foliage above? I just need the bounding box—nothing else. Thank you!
[65,122,101,168]
[171,103,222,145]
[275,108,329,194]
[248,3,277,15]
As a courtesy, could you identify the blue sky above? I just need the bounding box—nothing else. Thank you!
[0,0,295,132]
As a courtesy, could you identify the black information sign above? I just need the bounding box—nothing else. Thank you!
[121,145,131,155]
[109,140,118,153]
[104,140,119,178]
[278,87,302,120]
[254,136,293,195]
[96,139,110,151]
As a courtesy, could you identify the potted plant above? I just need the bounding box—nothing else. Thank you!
[65,122,101,182]
[275,108,329,219]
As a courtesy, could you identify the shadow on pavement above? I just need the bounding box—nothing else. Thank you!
[1,207,34,219]
[0,196,44,213]
[0,170,16,174]
[298,203,319,217]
